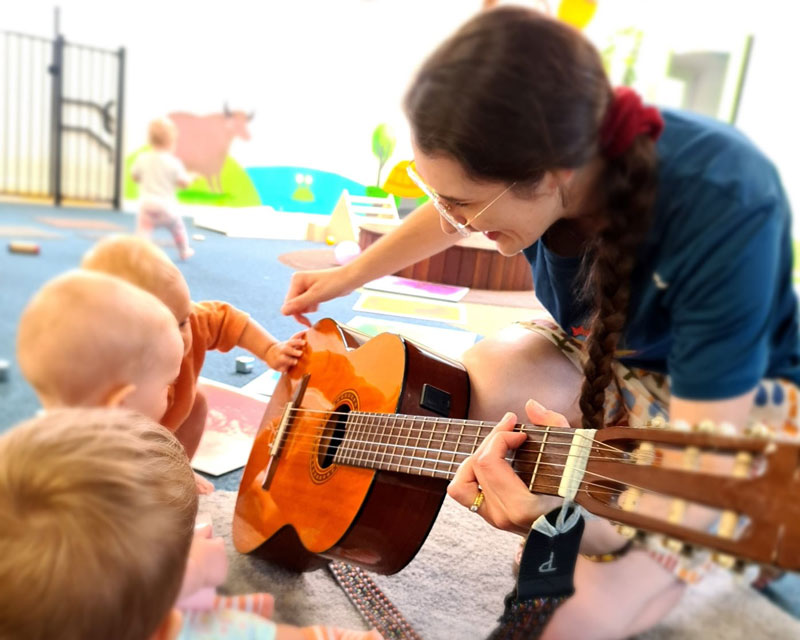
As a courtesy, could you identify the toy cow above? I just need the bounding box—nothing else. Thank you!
[169,104,253,192]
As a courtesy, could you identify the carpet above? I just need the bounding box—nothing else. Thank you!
[0,225,62,238]
[278,248,543,310]
[202,490,800,640]
[35,215,125,231]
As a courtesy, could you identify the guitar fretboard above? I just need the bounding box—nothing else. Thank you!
[330,411,576,495]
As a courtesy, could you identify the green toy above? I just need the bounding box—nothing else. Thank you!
[372,124,396,188]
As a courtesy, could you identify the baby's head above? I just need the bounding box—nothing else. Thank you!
[82,235,193,357]
[0,408,197,640]
[148,117,177,151]
[17,269,183,419]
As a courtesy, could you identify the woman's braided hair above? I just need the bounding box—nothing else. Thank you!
[578,137,658,429]
[405,7,659,429]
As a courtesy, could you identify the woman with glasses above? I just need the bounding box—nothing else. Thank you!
[282,7,799,639]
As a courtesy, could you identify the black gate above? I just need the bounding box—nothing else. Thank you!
[0,28,125,209]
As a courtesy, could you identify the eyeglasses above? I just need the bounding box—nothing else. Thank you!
[406,162,515,237]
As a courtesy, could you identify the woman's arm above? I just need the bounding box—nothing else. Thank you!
[281,201,460,325]
[670,390,756,432]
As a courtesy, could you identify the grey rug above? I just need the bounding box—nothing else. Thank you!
[202,491,800,639]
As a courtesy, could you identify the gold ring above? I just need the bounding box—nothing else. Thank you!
[470,489,485,513]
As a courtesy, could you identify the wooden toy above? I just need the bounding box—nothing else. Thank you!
[8,241,40,255]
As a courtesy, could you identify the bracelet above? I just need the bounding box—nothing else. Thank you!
[582,539,634,563]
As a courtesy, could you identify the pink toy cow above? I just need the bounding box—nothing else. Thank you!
[169,105,253,192]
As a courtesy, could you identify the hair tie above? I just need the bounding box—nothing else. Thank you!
[599,87,664,158]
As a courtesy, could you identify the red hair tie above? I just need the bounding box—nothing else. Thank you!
[599,87,664,158]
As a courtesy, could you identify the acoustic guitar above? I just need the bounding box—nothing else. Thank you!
[233,318,800,575]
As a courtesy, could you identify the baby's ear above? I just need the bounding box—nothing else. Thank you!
[102,384,136,408]
[149,609,183,640]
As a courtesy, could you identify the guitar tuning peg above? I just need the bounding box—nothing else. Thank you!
[671,419,691,432]
[717,421,738,436]
[679,544,696,559]
[661,537,684,554]
[731,562,761,586]
[615,524,638,540]
[695,419,716,433]
[647,416,667,429]
[712,552,737,570]
[745,422,772,438]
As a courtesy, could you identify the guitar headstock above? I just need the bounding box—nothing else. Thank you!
[577,420,800,571]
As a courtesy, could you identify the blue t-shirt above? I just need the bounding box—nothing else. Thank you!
[524,109,800,400]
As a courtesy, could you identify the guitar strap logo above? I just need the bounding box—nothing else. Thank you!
[517,505,584,599]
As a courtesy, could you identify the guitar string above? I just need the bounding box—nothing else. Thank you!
[251,447,674,505]
[286,407,628,444]
[283,407,630,456]
[285,406,629,449]
[261,419,752,481]
[279,409,761,463]
[267,429,629,465]
[271,411,667,463]
[260,438,685,500]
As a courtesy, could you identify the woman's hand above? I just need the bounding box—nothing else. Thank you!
[281,268,357,327]
[447,399,569,535]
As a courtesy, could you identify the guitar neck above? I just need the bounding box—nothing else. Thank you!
[332,411,574,497]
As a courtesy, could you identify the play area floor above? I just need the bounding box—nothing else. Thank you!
[3,201,800,622]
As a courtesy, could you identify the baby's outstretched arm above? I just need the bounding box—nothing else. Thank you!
[238,320,306,372]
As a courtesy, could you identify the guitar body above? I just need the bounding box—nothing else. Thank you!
[233,318,470,574]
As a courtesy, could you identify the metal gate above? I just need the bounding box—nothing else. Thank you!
[0,29,125,208]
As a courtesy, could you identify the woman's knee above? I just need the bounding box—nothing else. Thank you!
[462,326,583,424]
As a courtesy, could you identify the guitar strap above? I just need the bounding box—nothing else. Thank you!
[328,561,423,640]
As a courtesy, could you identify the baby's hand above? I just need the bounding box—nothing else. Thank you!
[194,471,215,495]
[178,535,228,604]
[265,331,306,372]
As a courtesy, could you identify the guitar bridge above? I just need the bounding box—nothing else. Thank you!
[262,374,310,490]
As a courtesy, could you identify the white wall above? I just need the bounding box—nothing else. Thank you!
[586,0,800,229]
[1,0,483,188]
[2,0,798,219]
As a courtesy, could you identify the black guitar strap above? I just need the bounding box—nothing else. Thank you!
[328,561,423,640]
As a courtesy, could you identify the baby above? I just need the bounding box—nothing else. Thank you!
[16,269,183,418]
[15,269,273,619]
[0,408,382,640]
[132,117,195,260]
[81,234,305,485]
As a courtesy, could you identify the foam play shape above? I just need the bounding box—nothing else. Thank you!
[314,188,399,244]
[382,160,425,199]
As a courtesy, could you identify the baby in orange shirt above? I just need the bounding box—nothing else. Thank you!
[81,234,305,492]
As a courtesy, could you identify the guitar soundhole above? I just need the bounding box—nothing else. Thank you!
[319,404,351,469]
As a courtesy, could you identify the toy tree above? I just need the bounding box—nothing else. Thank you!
[372,123,396,187]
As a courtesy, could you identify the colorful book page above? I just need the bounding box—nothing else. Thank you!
[364,275,469,302]
[353,292,467,324]
[241,369,282,397]
[346,315,477,360]
[192,377,267,476]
